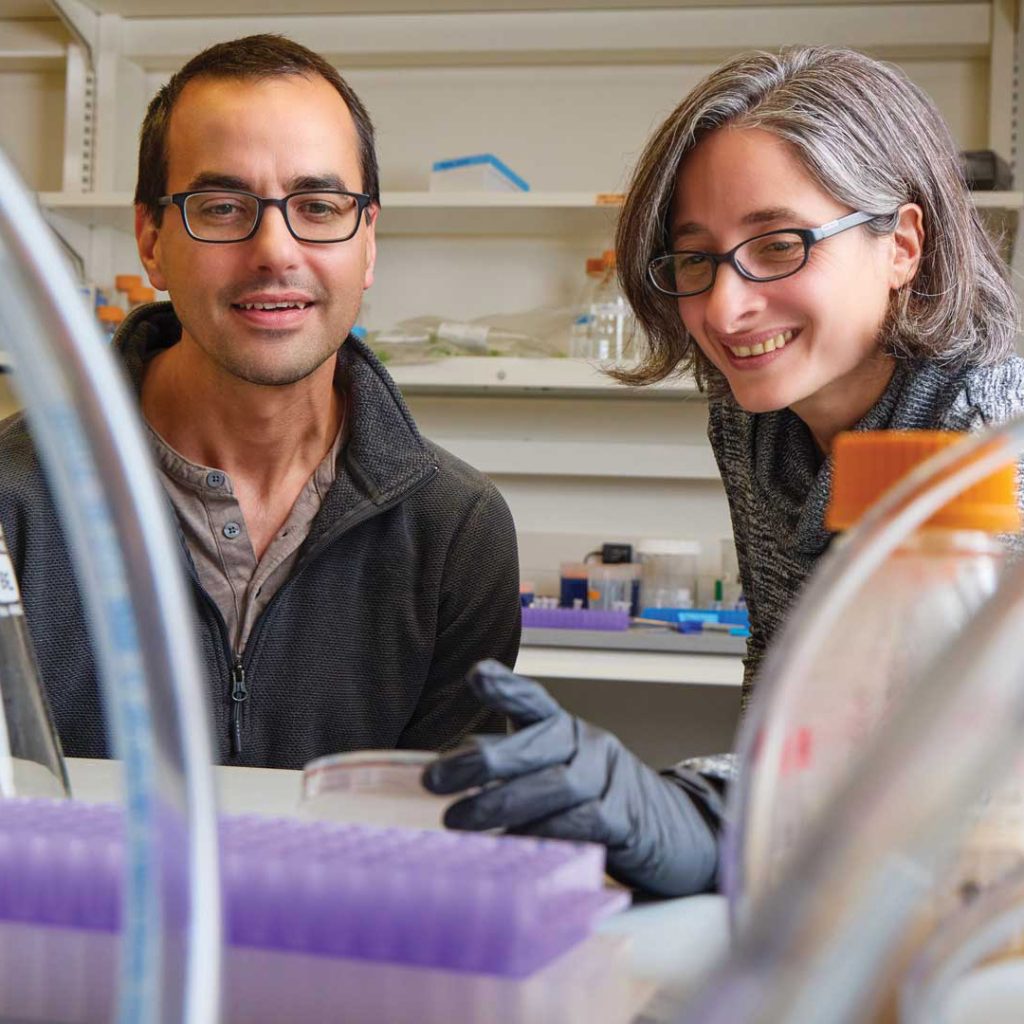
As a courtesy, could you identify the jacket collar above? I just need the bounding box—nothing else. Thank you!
[112,302,438,525]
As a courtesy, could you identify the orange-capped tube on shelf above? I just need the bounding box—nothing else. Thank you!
[602,248,617,269]
[127,286,155,308]
[96,305,125,325]
[827,430,1020,534]
[114,274,142,293]
[586,257,605,276]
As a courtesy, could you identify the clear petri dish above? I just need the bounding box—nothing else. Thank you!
[299,750,452,830]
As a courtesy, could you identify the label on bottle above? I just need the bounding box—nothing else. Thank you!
[437,321,491,353]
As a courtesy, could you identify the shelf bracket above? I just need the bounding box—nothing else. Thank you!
[53,0,98,193]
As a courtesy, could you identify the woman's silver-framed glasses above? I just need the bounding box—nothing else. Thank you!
[157,189,373,244]
[647,210,892,298]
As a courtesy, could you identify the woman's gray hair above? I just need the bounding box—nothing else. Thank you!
[614,46,1018,395]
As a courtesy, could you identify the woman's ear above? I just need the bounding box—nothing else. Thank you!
[889,203,924,290]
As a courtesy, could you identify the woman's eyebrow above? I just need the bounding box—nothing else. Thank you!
[670,206,807,246]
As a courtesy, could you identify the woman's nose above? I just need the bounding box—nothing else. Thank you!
[701,262,767,332]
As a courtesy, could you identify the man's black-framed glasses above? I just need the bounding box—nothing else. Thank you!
[647,210,892,298]
[158,189,373,244]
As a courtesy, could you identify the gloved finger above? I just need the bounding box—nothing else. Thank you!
[511,799,624,848]
[466,659,563,726]
[422,713,576,794]
[442,761,599,831]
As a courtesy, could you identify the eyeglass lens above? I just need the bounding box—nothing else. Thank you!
[183,192,362,242]
[653,231,807,295]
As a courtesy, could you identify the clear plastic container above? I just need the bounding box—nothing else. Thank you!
[714,538,745,610]
[569,257,607,359]
[299,750,451,829]
[588,251,635,365]
[586,563,638,612]
[559,561,590,609]
[732,431,1020,916]
[637,539,700,610]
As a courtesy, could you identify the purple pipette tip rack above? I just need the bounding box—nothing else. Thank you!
[0,799,629,977]
[522,607,630,631]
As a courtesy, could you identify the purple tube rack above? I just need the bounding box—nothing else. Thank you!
[522,607,630,631]
[0,799,628,977]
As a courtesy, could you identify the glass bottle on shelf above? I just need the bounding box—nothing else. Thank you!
[588,250,635,365]
[569,257,606,359]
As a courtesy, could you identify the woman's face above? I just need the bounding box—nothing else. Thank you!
[670,126,917,422]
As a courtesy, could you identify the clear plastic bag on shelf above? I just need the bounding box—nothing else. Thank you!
[367,309,573,365]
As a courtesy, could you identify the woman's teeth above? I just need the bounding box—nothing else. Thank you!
[731,330,794,359]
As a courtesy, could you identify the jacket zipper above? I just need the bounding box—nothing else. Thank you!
[230,656,248,755]
[184,461,440,757]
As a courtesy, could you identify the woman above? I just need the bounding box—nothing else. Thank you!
[424,46,1024,897]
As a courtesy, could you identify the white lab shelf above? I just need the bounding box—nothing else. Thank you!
[38,190,625,237]
[389,356,698,397]
[115,4,992,68]
[0,18,67,70]
[515,644,743,688]
[38,188,1024,239]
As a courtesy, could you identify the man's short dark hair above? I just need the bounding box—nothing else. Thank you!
[134,34,380,221]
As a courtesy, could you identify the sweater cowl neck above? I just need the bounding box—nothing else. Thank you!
[751,360,947,558]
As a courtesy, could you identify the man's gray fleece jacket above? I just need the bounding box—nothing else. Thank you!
[0,303,521,769]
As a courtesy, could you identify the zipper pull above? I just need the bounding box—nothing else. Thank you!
[230,657,248,755]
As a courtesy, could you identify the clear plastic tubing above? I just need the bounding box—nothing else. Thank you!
[901,862,1024,1024]
[667,420,1024,1023]
[0,148,221,1022]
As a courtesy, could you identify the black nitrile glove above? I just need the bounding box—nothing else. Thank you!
[422,659,721,897]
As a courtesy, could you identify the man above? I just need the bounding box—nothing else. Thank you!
[0,35,520,768]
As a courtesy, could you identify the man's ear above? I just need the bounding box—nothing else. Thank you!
[362,203,378,291]
[135,204,168,292]
[889,202,924,290]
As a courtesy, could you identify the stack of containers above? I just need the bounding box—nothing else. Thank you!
[0,798,635,1024]
[733,431,1023,915]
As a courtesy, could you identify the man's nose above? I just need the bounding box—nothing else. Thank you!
[246,203,302,269]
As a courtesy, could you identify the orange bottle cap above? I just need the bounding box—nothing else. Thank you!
[586,257,605,275]
[114,274,142,292]
[127,286,156,303]
[826,430,1020,534]
[96,305,125,324]
[602,249,617,269]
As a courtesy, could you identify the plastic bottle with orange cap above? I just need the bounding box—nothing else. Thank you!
[735,429,1023,914]
[588,249,635,365]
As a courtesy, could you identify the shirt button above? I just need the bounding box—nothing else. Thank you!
[222,521,241,540]
[206,471,226,488]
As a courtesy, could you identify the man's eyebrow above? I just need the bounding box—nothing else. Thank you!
[671,206,805,245]
[286,174,351,192]
[181,173,354,193]
[184,172,252,192]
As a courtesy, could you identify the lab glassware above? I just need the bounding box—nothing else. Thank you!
[0,522,68,798]
[0,146,221,1024]
[730,431,1018,915]
[299,749,451,829]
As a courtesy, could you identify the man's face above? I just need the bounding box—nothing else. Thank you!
[137,74,377,388]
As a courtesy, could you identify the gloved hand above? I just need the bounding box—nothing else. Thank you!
[422,659,721,897]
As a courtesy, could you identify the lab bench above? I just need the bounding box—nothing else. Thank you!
[64,757,728,1024]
